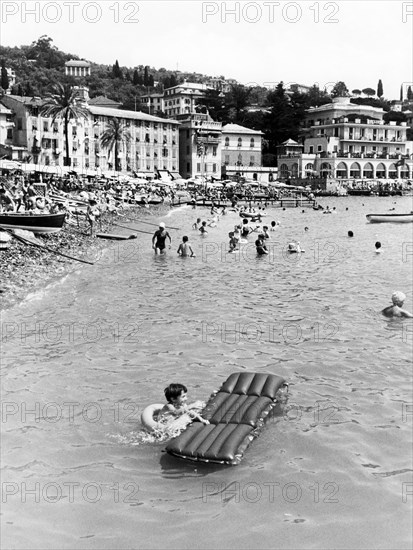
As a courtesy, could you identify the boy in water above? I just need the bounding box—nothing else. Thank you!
[255,234,268,255]
[177,236,195,257]
[199,221,208,234]
[382,292,413,318]
[160,384,209,424]
[228,231,238,252]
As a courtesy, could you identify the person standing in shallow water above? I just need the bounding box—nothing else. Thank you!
[382,292,413,318]
[152,222,171,254]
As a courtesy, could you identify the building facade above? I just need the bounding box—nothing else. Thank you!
[221,123,263,168]
[0,102,20,159]
[142,82,211,118]
[277,97,413,180]
[178,113,222,178]
[139,93,165,115]
[1,95,180,175]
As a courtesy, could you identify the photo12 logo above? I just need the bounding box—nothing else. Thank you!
[1,1,140,24]
[201,480,340,504]
[2,481,140,504]
[201,2,340,24]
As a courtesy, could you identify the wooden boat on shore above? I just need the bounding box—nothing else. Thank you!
[0,212,66,234]
[348,189,372,196]
[0,230,12,249]
[366,213,413,223]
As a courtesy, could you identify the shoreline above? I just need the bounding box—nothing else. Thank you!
[0,205,162,312]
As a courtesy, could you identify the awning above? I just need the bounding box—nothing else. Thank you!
[0,160,22,170]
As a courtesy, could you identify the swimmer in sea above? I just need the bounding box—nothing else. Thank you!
[255,234,268,255]
[160,384,209,424]
[152,222,171,254]
[382,291,413,318]
[375,241,382,254]
[199,221,208,235]
[208,215,219,227]
[241,219,251,239]
[192,218,201,230]
[228,231,238,252]
[177,236,195,257]
[287,241,302,253]
[233,225,241,244]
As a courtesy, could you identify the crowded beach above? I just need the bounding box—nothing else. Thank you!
[1,164,412,311]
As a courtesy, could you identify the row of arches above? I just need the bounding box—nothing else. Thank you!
[279,162,412,179]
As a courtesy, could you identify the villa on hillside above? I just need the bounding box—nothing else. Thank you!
[64,59,91,77]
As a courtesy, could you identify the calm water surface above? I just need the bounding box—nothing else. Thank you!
[1,196,412,549]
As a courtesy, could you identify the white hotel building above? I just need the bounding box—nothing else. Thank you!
[2,92,180,176]
[277,97,413,181]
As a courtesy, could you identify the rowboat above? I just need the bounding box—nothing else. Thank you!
[0,230,12,249]
[366,213,413,223]
[0,212,66,234]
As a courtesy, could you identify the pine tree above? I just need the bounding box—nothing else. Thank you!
[407,86,413,101]
[143,66,149,87]
[400,85,403,101]
[112,60,123,79]
[132,69,140,86]
[148,74,154,87]
[362,87,376,97]
[1,61,9,91]
[377,79,383,98]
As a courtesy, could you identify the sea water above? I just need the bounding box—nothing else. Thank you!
[1,196,412,549]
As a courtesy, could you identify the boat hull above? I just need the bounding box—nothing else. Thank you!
[366,214,413,223]
[0,213,66,234]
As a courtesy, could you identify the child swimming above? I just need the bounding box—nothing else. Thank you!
[159,384,209,424]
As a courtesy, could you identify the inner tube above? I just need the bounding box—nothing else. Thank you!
[141,403,164,432]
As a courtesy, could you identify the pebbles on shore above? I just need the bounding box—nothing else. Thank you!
[0,208,151,310]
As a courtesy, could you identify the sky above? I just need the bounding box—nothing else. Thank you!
[1,0,412,99]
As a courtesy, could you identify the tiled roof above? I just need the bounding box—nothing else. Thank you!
[5,95,45,106]
[88,105,180,124]
[222,123,263,135]
[65,59,91,67]
[282,139,300,145]
[89,96,121,107]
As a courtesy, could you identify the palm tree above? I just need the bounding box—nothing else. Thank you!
[41,83,89,167]
[100,117,131,172]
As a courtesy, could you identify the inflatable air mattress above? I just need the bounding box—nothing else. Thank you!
[166,372,287,465]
